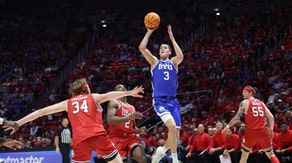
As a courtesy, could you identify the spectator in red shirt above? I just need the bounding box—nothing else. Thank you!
[273,132,280,150]
[207,121,226,163]
[221,128,241,163]
[179,129,189,147]
[185,124,210,163]
[207,127,214,137]
[237,123,246,142]
[141,131,155,148]
[185,127,198,152]
[275,122,292,162]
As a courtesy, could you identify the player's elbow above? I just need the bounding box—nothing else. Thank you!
[177,55,184,63]
[139,45,146,52]
[177,54,184,60]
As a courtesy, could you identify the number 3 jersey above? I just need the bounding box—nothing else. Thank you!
[67,94,105,145]
[109,99,135,137]
[151,59,178,97]
[245,98,267,130]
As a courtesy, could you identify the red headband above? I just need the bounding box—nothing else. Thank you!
[74,83,88,95]
[243,86,254,94]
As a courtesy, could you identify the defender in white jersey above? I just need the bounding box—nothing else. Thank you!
[139,25,184,163]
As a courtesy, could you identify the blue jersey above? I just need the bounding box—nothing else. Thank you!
[151,59,178,97]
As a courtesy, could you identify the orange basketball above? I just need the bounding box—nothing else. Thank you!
[144,12,160,29]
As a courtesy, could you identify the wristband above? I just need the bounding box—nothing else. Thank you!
[226,124,230,128]
[0,118,4,125]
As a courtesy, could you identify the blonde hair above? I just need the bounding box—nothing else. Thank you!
[68,78,89,96]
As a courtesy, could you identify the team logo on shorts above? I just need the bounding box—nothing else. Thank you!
[159,106,165,112]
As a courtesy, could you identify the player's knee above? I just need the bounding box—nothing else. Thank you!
[167,123,176,132]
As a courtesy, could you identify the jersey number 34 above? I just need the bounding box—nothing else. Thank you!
[72,100,89,114]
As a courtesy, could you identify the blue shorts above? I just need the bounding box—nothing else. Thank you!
[153,97,181,127]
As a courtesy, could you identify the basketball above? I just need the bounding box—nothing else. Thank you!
[144,12,160,29]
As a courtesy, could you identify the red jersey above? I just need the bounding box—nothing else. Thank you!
[245,98,267,130]
[67,94,105,145]
[109,99,135,137]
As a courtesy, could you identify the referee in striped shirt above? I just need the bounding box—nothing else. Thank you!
[55,117,72,163]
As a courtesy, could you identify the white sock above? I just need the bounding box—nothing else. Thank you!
[171,153,178,161]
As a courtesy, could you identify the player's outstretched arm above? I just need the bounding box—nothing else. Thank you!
[4,100,68,134]
[94,86,144,104]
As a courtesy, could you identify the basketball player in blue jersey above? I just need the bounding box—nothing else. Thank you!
[139,25,184,163]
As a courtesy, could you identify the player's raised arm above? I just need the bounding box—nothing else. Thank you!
[168,25,184,66]
[139,29,158,66]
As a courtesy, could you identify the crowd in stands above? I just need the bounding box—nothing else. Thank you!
[139,120,292,163]
[0,0,292,162]
[0,0,92,121]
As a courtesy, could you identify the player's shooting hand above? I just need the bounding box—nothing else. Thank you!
[3,120,19,135]
[2,139,22,150]
[130,86,144,98]
[147,27,158,32]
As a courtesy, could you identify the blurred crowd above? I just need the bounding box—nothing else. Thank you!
[0,0,291,162]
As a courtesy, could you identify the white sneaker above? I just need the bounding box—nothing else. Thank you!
[172,159,181,163]
[151,146,165,163]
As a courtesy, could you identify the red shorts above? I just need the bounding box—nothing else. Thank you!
[242,128,272,151]
[110,133,142,160]
[72,133,118,162]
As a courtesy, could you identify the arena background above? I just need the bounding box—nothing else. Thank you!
[0,0,291,163]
